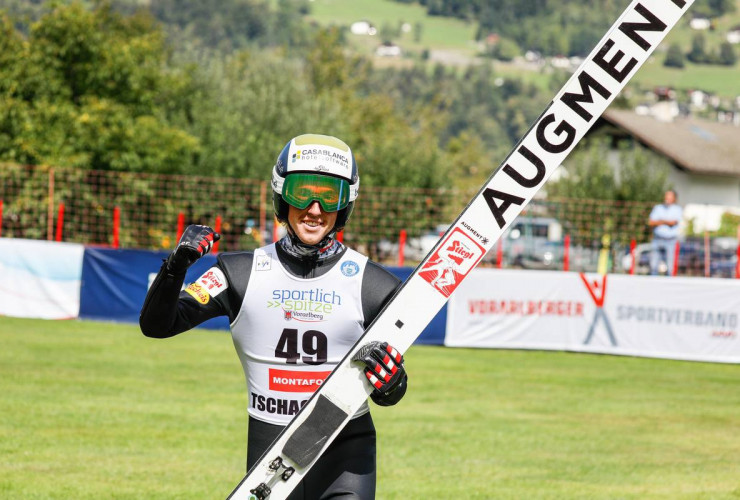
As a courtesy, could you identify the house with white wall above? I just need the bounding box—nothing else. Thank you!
[588,109,740,232]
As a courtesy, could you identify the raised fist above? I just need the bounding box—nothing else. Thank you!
[166,224,221,274]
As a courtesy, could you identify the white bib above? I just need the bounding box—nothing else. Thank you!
[231,244,369,425]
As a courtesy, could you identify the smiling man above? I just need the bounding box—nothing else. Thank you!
[140,134,407,499]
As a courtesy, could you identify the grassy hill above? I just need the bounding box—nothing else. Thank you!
[306,0,478,54]
[308,0,740,98]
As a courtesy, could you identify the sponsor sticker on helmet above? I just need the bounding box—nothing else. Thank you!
[287,145,351,176]
[419,227,486,298]
[185,282,210,304]
[341,261,360,277]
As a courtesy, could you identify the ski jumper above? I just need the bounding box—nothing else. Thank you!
[140,239,403,499]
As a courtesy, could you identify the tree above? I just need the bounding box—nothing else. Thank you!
[687,33,708,63]
[716,211,740,237]
[718,42,736,66]
[546,138,672,246]
[183,50,349,180]
[664,43,685,68]
[109,0,312,52]
[547,138,671,203]
[0,3,200,172]
[488,37,521,62]
[413,22,423,42]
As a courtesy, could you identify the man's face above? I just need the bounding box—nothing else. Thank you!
[287,201,338,246]
[664,191,676,205]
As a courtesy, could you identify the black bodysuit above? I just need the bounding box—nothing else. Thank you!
[140,240,403,499]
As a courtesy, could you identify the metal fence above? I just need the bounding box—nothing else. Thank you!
[1,164,737,276]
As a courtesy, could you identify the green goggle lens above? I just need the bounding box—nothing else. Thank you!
[282,173,351,212]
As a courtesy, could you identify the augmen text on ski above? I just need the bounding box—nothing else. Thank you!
[229,1,695,498]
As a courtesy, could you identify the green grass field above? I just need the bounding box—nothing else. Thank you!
[2,317,739,499]
[633,57,740,98]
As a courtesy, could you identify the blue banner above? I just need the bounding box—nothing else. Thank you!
[79,248,228,330]
[79,248,444,343]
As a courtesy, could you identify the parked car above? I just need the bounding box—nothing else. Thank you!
[486,216,565,269]
[404,224,449,261]
[621,237,738,277]
[380,217,566,266]
[376,224,449,262]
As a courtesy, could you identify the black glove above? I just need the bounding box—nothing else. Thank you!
[165,224,220,274]
[353,341,406,401]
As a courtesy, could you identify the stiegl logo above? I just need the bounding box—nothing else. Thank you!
[419,228,485,298]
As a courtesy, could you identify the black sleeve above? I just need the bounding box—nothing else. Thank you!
[139,252,253,338]
[361,261,401,329]
[361,261,408,406]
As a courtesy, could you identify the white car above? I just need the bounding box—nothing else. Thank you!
[376,224,449,263]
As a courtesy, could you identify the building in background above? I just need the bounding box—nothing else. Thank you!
[593,108,740,233]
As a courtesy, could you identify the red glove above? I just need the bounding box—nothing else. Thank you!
[353,341,406,397]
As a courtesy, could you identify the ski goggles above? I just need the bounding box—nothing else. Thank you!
[282,173,351,212]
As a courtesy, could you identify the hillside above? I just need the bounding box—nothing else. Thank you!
[308,0,740,98]
[2,0,737,98]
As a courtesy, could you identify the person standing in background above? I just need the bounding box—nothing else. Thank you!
[648,189,682,276]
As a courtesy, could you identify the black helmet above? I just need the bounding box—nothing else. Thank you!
[271,134,360,232]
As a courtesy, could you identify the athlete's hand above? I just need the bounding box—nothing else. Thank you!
[165,224,221,274]
[353,341,406,398]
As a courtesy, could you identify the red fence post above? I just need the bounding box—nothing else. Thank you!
[0,199,3,238]
[336,230,344,243]
[629,239,636,275]
[176,212,185,242]
[213,215,222,253]
[259,181,267,246]
[563,234,570,272]
[112,206,120,249]
[55,203,65,242]
[736,226,740,279]
[398,229,407,267]
[704,231,710,278]
[47,168,55,241]
[672,240,680,277]
[496,239,503,269]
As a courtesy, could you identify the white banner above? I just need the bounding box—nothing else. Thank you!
[0,239,84,319]
[446,269,740,363]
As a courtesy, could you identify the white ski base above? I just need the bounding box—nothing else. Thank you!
[228,0,694,497]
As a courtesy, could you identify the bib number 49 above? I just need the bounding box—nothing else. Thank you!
[275,328,328,365]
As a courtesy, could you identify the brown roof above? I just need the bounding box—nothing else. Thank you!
[601,108,740,177]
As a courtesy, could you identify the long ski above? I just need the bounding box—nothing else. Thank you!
[229,1,694,498]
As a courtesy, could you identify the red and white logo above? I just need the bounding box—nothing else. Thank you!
[419,227,486,298]
[579,273,617,346]
[196,268,227,297]
[268,369,331,392]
